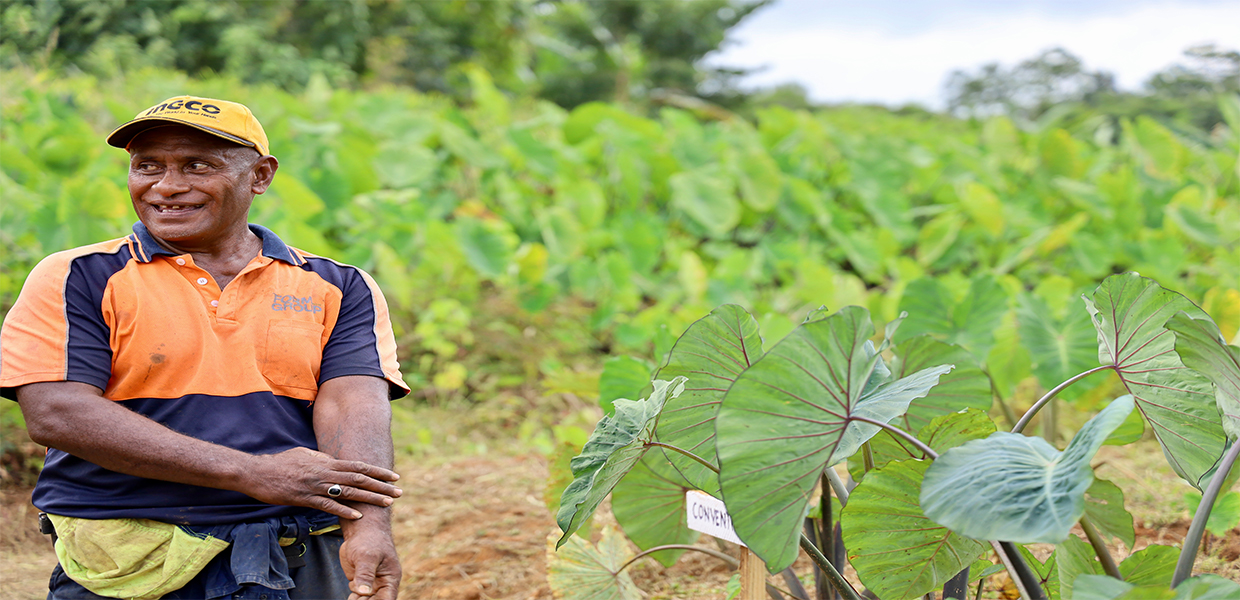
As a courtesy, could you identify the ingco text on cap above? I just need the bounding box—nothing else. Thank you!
[144,98,224,116]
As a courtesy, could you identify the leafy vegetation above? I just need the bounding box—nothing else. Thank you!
[2,67,1237,473]
[552,274,1240,599]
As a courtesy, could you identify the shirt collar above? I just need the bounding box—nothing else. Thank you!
[129,222,304,266]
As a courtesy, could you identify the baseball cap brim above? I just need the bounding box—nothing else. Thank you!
[107,118,260,153]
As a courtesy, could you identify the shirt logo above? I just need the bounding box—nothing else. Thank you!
[271,294,323,313]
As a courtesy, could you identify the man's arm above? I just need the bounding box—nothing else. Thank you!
[16,381,401,520]
[312,375,401,600]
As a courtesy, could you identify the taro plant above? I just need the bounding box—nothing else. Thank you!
[549,273,1240,600]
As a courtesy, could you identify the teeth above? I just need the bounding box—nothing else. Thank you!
[155,205,202,212]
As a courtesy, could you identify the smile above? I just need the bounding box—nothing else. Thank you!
[152,204,204,213]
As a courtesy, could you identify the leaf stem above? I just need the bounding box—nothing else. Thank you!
[1079,515,1121,580]
[849,416,939,459]
[862,441,875,473]
[614,544,737,574]
[824,467,850,506]
[942,566,970,599]
[1173,440,1240,587]
[645,441,720,473]
[1011,365,1112,434]
[991,541,1048,600]
[800,533,863,600]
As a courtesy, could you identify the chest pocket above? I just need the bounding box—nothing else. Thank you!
[262,320,325,392]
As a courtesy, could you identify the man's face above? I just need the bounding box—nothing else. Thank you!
[127,125,272,250]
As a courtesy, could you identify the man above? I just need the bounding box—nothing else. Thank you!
[0,96,408,600]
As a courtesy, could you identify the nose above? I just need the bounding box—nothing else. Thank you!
[149,168,192,197]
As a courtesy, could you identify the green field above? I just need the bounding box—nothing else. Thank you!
[2,66,1239,599]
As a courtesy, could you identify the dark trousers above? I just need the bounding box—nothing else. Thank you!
[46,533,350,600]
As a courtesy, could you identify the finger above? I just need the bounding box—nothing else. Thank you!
[334,459,400,482]
[328,485,397,508]
[335,471,403,498]
[313,496,364,520]
[349,554,379,598]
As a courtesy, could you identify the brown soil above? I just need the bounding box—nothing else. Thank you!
[3,450,1237,600]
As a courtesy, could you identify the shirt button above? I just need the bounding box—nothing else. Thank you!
[210,300,219,307]
[196,277,208,285]
[175,258,186,265]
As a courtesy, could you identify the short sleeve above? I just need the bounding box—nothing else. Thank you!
[1,249,117,400]
[316,265,409,399]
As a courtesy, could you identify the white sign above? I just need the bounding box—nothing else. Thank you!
[685,490,746,547]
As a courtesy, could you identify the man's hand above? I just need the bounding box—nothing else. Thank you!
[313,375,402,598]
[340,516,402,600]
[242,447,402,521]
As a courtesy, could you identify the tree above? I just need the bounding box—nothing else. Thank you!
[527,0,770,108]
[943,48,1116,121]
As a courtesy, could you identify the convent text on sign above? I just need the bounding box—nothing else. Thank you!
[685,490,745,546]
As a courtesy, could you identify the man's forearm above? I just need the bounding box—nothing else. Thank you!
[17,380,401,519]
[19,381,260,491]
[312,375,398,523]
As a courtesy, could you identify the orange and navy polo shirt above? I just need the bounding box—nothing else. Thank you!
[0,222,409,525]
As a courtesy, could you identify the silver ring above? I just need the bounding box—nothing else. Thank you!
[327,484,343,498]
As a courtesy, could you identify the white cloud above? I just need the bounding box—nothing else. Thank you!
[709,2,1240,107]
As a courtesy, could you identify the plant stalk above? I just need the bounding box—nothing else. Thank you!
[1011,365,1111,434]
[861,441,875,474]
[1172,440,1240,588]
[1079,515,1121,580]
[780,565,810,600]
[805,518,833,600]
[850,416,940,459]
[616,544,799,600]
[817,473,837,600]
[992,541,1047,600]
[645,441,719,473]
[614,544,737,574]
[942,566,970,599]
[824,467,850,505]
[800,533,863,600]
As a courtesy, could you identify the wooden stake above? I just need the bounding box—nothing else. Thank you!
[739,548,766,600]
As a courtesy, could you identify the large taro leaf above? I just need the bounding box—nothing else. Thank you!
[611,453,699,567]
[556,377,687,547]
[921,395,1135,544]
[1166,312,1240,441]
[653,304,763,492]
[716,306,954,571]
[841,459,987,600]
[1085,274,1226,489]
[546,525,641,600]
[890,336,993,433]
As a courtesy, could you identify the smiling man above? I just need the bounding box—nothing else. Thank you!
[0,96,408,600]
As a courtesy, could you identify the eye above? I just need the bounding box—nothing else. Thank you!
[188,161,211,171]
[133,162,160,173]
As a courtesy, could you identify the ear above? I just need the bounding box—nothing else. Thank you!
[250,155,279,195]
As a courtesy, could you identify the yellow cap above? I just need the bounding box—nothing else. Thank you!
[106,96,270,156]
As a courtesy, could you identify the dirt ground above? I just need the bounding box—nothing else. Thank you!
[2,448,1238,600]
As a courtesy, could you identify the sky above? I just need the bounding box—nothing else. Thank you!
[707,0,1240,108]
